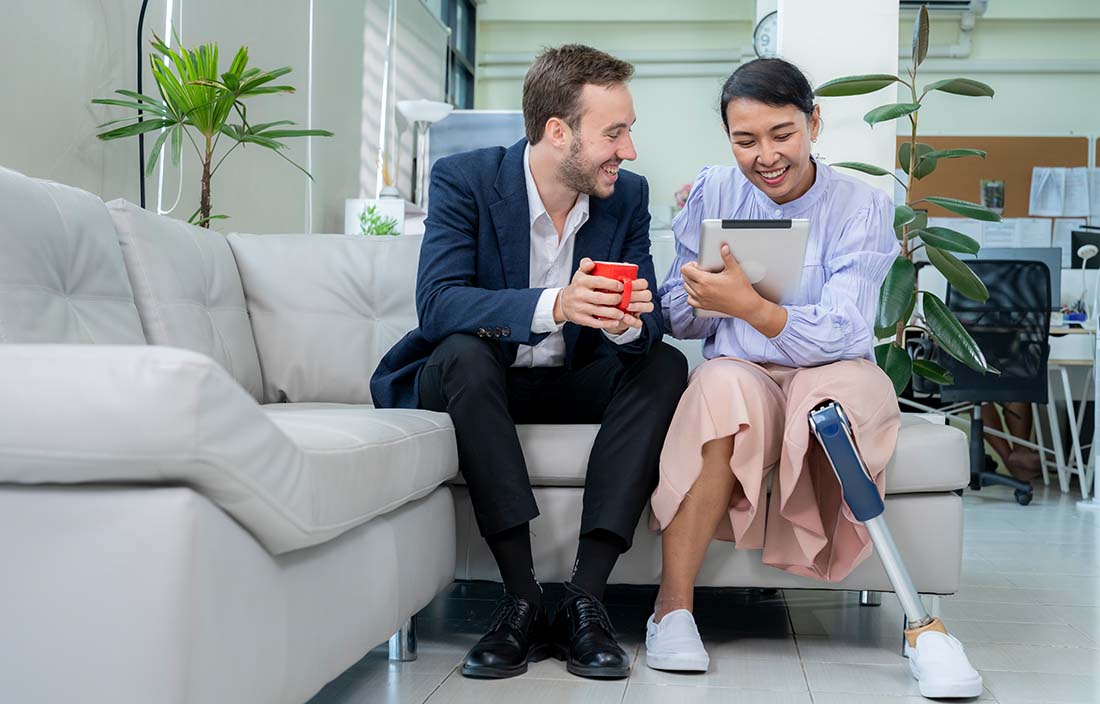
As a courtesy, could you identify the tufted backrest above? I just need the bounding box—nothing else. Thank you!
[0,167,146,344]
[108,199,265,402]
[228,233,421,405]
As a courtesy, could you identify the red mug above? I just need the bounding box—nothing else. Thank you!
[590,261,639,313]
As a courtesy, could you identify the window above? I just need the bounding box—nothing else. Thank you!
[441,0,476,108]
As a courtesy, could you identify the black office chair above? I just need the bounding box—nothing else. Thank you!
[938,259,1051,506]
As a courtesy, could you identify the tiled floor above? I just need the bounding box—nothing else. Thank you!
[310,485,1100,704]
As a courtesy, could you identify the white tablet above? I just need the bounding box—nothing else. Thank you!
[695,218,810,318]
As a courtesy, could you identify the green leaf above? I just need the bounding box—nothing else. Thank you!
[924,196,1002,222]
[814,74,901,97]
[875,342,913,396]
[894,205,916,229]
[923,293,989,373]
[912,5,930,68]
[923,78,995,98]
[96,118,174,140]
[259,129,334,139]
[898,142,936,179]
[91,97,170,117]
[922,148,987,161]
[145,127,171,175]
[911,227,981,255]
[171,124,183,165]
[864,103,921,127]
[831,161,892,177]
[913,359,954,385]
[877,257,916,329]
[911,210,928,231]
[926,246,989,302]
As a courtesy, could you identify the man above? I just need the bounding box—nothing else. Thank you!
[370,45,687,680]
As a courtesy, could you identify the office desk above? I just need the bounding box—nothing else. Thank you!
[1045,326,1095,497]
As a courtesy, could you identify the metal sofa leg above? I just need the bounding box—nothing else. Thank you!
[859,590,882,606]
[389,616,418,662]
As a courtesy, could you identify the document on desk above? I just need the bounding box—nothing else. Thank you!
[1030,167,1066,217]
[1054,217,1088,267]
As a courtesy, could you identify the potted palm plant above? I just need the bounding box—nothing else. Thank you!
[92,34,332,227]
[813,5,999,394]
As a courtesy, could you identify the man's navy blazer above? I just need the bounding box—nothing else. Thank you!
[369,138,664,409]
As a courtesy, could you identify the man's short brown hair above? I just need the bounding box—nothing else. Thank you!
[522,44,634,145]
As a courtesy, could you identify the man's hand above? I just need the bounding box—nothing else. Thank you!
[682,243,787,336]
[554,257,654,333]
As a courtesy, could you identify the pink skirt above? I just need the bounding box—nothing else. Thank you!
[650,357,900,582]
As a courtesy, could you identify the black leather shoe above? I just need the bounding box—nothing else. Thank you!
[550,582,630,679]
[461,593,552,679]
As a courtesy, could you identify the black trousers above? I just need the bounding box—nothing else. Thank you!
[418,334,688,548]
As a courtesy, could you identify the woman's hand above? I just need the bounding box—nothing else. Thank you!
[681,243,788,337]
[681,244,761,318]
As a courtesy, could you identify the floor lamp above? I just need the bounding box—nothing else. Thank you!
[397,99,453,211]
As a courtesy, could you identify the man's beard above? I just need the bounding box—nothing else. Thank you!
[557,134,602,196]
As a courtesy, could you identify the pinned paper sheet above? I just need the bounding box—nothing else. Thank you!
[980,218,1053,249]
[981,220,1017,248]
[1029,168,1066,216]
[1091,170,1100,221]
[1065,168,1091,217]
[1029,166,1100,217]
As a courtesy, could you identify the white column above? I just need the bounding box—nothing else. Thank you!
[776,0,900,195]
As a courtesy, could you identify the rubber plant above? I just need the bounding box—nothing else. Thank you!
[92,34,332,227]
[814,5,998,394]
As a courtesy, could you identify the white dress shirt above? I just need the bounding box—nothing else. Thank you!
[513,144,643,368]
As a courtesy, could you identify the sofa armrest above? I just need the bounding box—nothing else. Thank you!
[228,233,424,405]
[0,344,452,554]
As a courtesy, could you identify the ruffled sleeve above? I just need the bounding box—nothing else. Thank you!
[658,167,722,340]
[769,189,900,366]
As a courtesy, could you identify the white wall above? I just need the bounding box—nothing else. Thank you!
[0,0,444,235]
[779,0,899,196]
[475,1,757,224]
[1,2,140,206]
[473,0,1100,209]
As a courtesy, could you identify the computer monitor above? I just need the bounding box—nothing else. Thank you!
[976,247,1062,311]
[427,110,525,178]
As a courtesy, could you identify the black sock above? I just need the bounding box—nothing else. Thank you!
[570,529,627,601]
[486,523,541,605]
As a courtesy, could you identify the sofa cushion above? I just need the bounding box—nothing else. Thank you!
[228,233,422,405]
[0,344,457,554]
[261,402,458,526]
[448,414,967,495]
[108,199,264,401]
[0,167,145,344]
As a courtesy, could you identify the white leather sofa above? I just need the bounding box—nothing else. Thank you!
[0,164,969,703]
[0,167,458,704]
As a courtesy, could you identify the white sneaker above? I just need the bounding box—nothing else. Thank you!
[644,609,710,672]
[906,630,983,699]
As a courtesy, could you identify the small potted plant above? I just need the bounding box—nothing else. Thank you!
[92,34,332,227]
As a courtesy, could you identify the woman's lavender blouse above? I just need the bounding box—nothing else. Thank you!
[658,161,899,367]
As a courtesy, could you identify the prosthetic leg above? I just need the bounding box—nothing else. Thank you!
[809,401,982,699]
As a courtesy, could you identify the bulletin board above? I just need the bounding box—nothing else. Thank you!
[896,136,1090,218]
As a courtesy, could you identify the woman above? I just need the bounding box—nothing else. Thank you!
[646,58,982,699]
